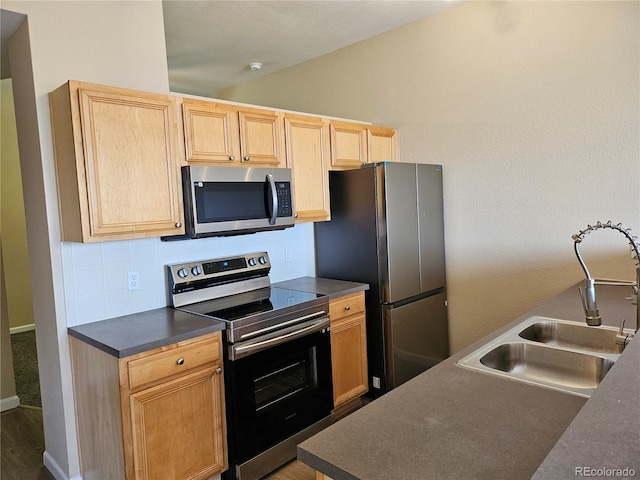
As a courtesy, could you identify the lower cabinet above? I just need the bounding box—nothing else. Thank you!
[70,332,227,480]
[329,292,368,409]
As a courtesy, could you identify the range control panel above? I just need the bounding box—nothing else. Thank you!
[167,252,271,283]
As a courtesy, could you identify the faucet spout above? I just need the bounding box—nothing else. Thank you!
[572,221,640,333]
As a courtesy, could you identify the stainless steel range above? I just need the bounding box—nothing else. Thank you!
[167,252,334,480]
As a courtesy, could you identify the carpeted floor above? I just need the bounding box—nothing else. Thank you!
[10,330,42,408]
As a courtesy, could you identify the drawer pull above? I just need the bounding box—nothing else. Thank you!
[176,358,185,365]
[344,305,351,311]
[215,367,222,374]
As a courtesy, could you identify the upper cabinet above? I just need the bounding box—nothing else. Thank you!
[367,126,398,164]
[330,121,398,170]
[49,80,400,241]
[182,98,285,167]
[284,114,331,223]
[49,81,185,242]
[329,121,368,170]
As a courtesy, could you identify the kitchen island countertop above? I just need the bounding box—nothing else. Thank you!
[297,283,639,479]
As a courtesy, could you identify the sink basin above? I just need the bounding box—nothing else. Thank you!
[518,320,624,354]
[456,315,631,397]
[479,342,614,391]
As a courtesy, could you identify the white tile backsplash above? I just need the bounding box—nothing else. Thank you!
[62,224,316,326]
[72,242,103,267]
[102,240,130,264]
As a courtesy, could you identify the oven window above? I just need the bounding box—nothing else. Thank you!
[254,347,318,411]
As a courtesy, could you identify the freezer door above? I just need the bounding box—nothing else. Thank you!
[383,291,449,389]
[381,163,421,302]
[417,164,446,292]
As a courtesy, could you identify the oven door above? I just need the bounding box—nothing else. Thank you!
[225,323,333,465]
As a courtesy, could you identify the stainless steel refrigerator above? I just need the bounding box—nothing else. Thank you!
[315,162,449,396]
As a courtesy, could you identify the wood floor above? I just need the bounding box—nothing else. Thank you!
[1,406,315,480]
[1,407,54,480]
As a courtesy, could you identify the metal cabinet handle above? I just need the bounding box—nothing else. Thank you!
[344,305,351,311]
[229,155,236,161]
[215,367,222,374]
[176,358,185,365]
[243,156,250,162]
[175,222,182,228]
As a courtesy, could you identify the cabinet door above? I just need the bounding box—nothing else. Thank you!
[182,98,241,164]
[238,108,286,167]
[284,114,331,222]
[129,366,226,480]
[52,82,185,241]
[367,126,398,163]
[329,121,368,170]
[330,293,368,408]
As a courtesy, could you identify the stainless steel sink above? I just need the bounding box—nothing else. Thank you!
[456,316,633,397]
[518,320,624,354]
[479,342,614,391]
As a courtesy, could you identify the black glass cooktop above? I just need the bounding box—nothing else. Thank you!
[179,287,323,322]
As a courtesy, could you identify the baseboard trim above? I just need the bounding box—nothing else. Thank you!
[0,395,20,412]
[43,451,83,480]
[10,323,35,334]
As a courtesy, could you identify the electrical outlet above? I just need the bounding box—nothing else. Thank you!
[128,271,140,291]
[285,248,292,263]
[372,376,381,389]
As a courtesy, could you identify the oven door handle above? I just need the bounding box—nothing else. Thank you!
[240,311,328,340]
[232,317,329,358]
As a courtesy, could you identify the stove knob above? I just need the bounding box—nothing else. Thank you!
[191,266,202,276]
[177,268,189,279]
[259,256,268,265]
[248,257,257,267]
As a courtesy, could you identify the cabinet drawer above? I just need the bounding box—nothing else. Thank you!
[329,292,365,323]
[128,336,220,390]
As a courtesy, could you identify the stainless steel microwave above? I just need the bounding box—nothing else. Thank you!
[180,165,295,238]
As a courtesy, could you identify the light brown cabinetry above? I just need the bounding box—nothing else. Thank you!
[329,292,368,409]
[329,121,368,169]
[367,126,398,164]
[70,332,227,480]
[49,81,185,242]
[182,98,286,167]
[329,121,398,170]
[284,114,331,223]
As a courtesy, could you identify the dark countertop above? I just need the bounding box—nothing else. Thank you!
[67,277,367,359]
[298,283,639,479]
[273,276,369,299]
[67,307,226,358]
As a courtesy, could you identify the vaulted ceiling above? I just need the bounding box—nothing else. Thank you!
[163,1,461,97]
[1,1,461,93]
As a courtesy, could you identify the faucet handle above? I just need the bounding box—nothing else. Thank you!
[616,319,631,349]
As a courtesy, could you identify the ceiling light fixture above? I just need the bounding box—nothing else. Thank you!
[249,62,262,71]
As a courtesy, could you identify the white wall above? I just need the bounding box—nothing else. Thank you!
[1,78,35,331]
[3,2,310,479]
[221,1,640,353]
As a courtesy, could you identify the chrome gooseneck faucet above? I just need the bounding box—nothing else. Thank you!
[572,221,640,340]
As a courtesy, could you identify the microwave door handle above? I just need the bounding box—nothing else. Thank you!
[266,173,278,225]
